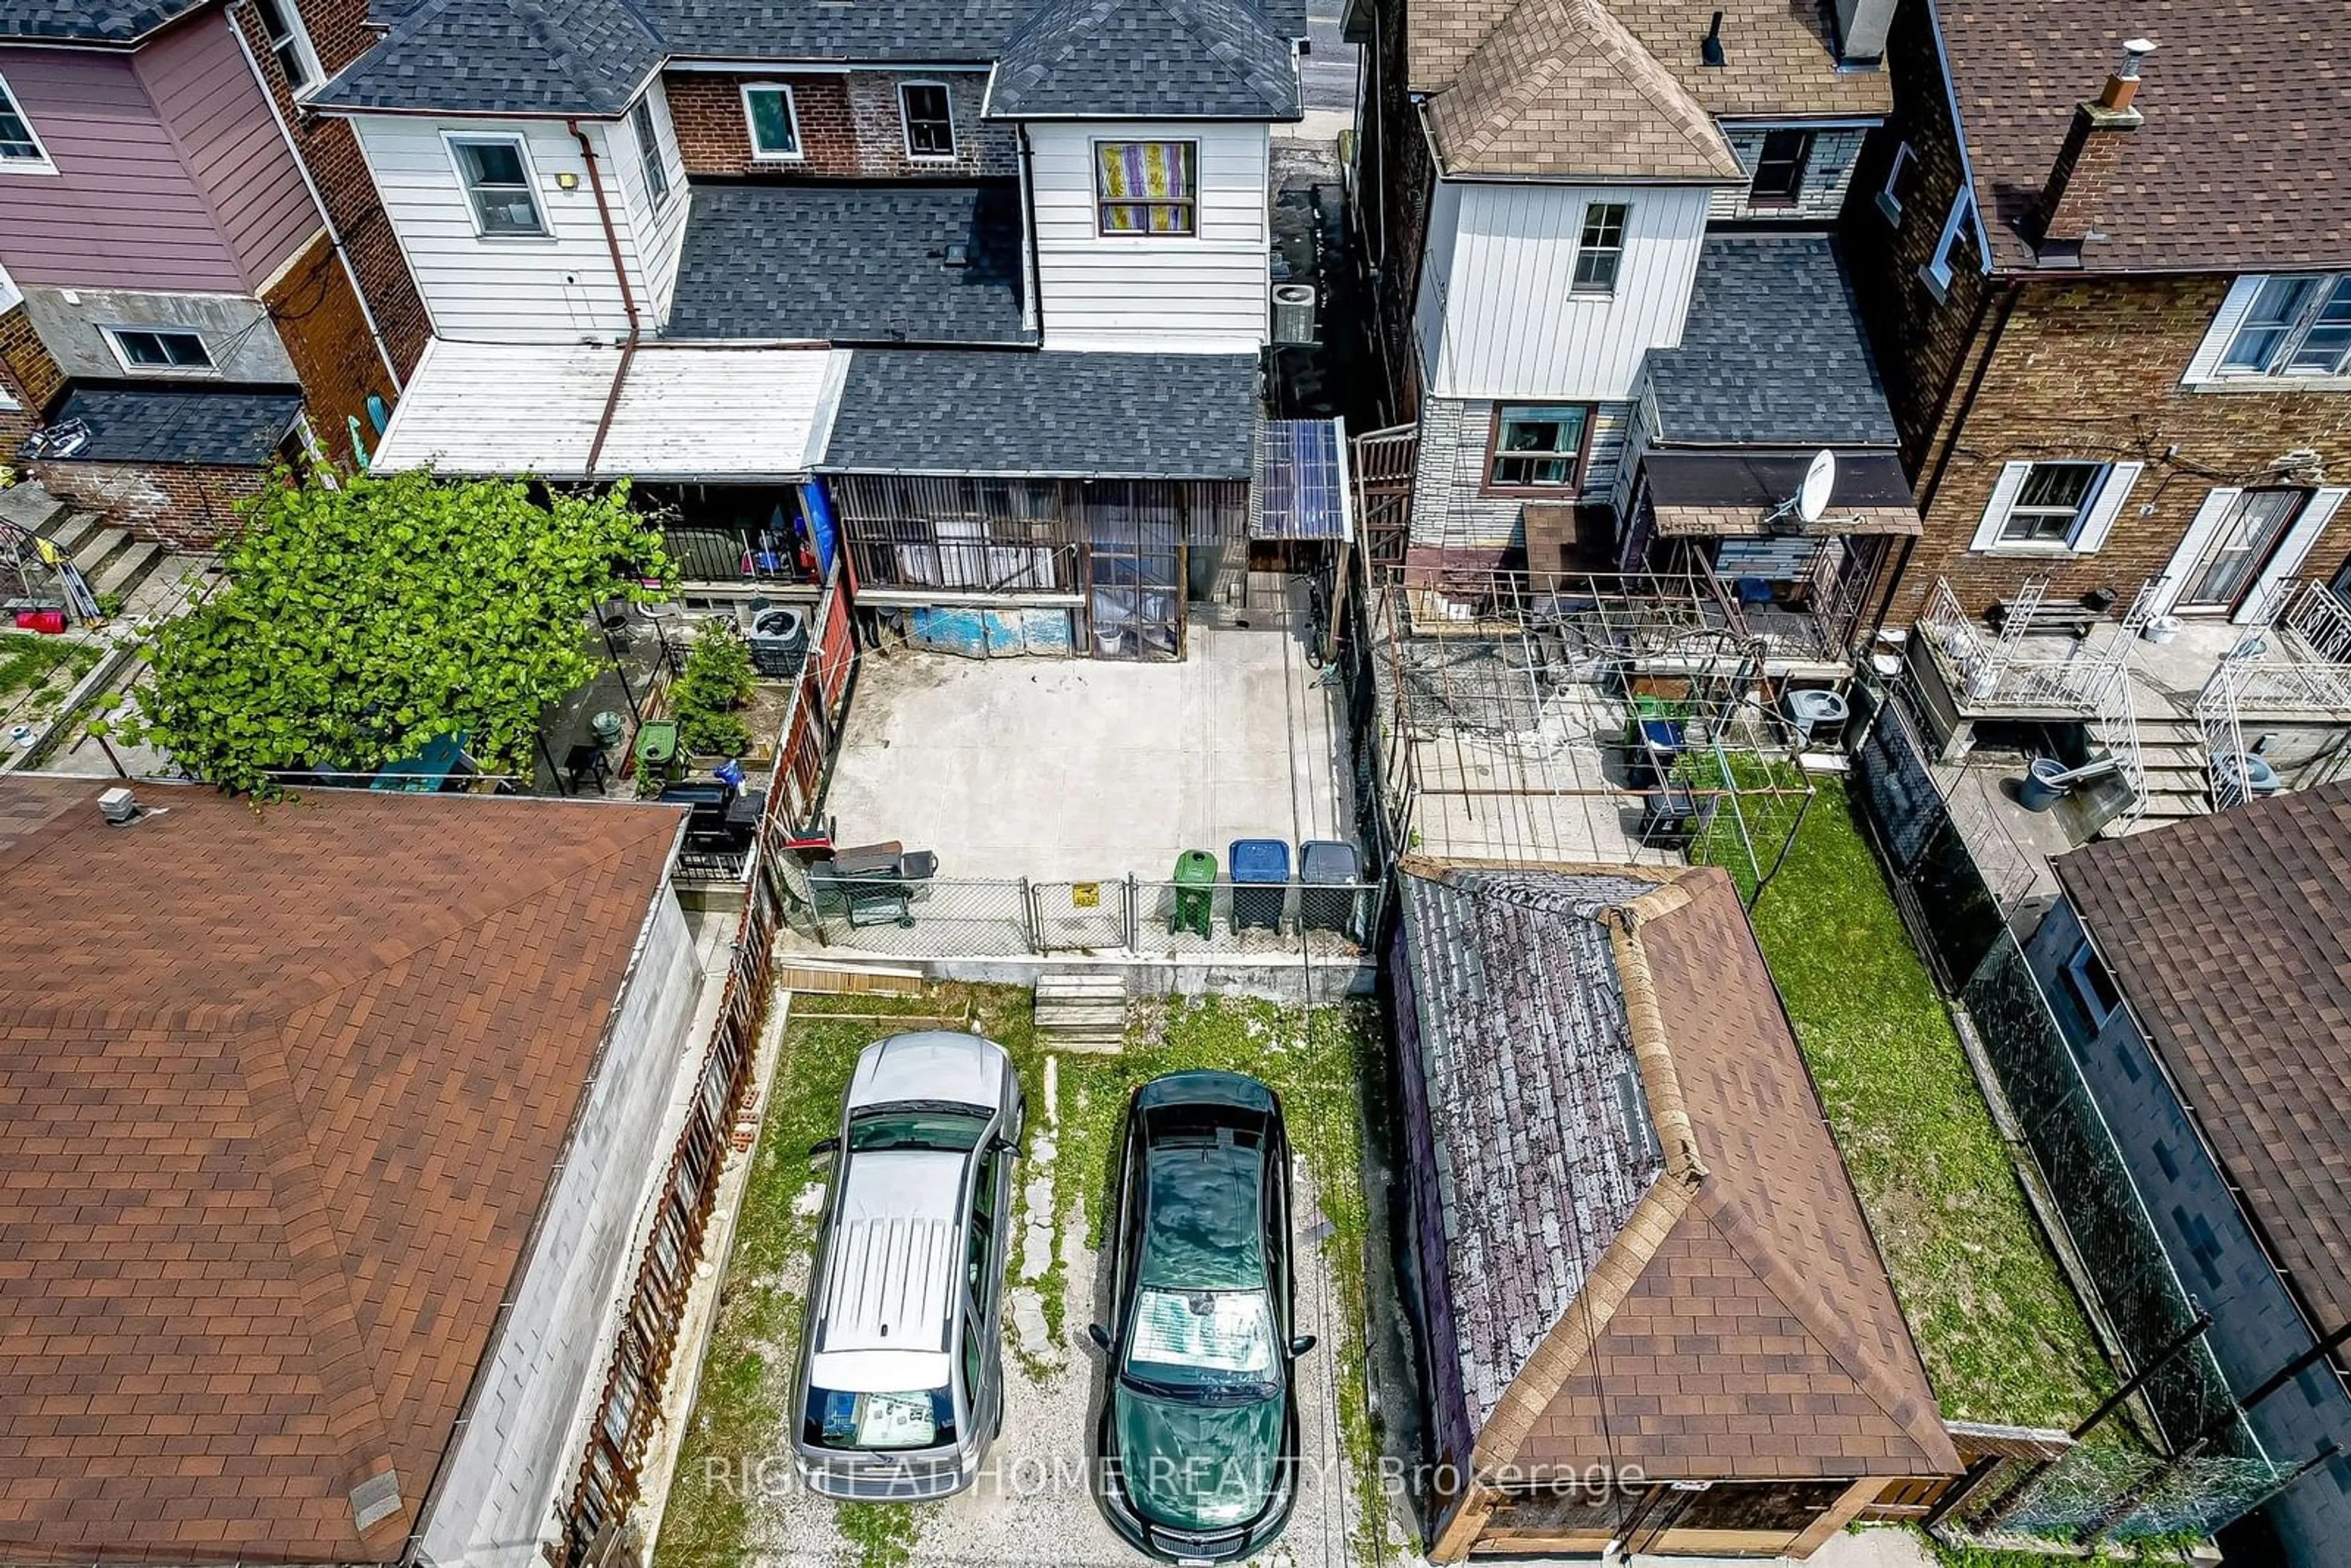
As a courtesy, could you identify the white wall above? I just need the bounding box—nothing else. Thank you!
[1417,180,1712,403]
[1027,119,1270,353]
[606,83,693,327]
[418,889,699,1568]
[351,113,670,343]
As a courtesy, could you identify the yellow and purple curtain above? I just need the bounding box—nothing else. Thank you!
[1097,142,1196,234]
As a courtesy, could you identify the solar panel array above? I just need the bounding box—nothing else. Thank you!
[1251,418,1349,540]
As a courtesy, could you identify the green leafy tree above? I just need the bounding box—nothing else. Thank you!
[133,470,673,794]
[669,622,756,757]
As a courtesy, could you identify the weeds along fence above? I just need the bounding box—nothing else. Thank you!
[1845,678,2289,1544]
[768,868,1384,962]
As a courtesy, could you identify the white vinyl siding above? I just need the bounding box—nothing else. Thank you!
[610,87,691,326]
[1028,119,1270,354]
[1967,460,2142,554]
[1708,126,1867,223]
[1419,181,1711,404]
[354,115,663,343]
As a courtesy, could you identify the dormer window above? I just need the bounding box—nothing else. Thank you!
[743,84,803,162]
[1748,129,1812,208]
[1096,141,1196,236]
[899,82,956,161]
[447,133,546,237]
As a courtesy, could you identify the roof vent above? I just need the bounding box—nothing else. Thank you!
[941,241,970,269]
[1700,11,1725,67]
[97,787,141,827]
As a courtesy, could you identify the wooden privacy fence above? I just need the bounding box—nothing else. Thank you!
[561,565,855,1565]
[1351,424,1416,568]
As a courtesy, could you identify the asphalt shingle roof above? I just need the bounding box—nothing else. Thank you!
[1396,859,1959,1479]
[1645,234,1901,448]
[0,779,684,1564]
[1944,0,2351,272]
[24,384,306,467]
[312,0,663,116]
[2055,783,2351,1331]
[665,184,1032,345]
[318,0,1303,116]
[0,0,204,42]
[989,0,1299,119]
[819,348,1258,478]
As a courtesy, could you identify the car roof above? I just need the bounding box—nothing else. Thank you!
[817,1149,966,1354]
[1140,1133,1267,1292]
[847,1030,1007,1112]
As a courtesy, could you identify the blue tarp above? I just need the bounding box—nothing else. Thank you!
[907,607,1074,658]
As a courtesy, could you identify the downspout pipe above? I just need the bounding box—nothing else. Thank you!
[1016,123,1046,339]
[227,1,404,394]
[571,118,641,477]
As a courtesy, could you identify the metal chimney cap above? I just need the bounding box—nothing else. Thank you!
[2119,37,2157,73]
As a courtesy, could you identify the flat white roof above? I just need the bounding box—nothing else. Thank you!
[371,338,850,482]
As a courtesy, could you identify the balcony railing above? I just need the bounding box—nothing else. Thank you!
[662,524,811,587]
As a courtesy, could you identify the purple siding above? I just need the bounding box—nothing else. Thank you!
[136,12,317,287]
[0,12,313,294]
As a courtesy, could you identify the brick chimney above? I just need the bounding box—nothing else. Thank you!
[2038,39,2156,253]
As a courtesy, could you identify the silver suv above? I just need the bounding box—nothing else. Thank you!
[793,1031,1024,1501]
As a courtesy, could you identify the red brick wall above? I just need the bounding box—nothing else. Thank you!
[662,70,1014,180]
[263,228,385,471]
[1889,274,2351,622]
[236,0,433,378]
[0,305,64,416]
[30,460,268,546]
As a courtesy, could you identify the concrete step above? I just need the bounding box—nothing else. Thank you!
[89,538,162,601]
[1035,973,1128,1052]
[68,521,132,578]
[0,481,69,535]
[43,511,105,555]
[121,553,213,621]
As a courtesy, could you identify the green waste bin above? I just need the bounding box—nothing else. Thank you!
[1171,849,1216,937]
[636,718,680,779]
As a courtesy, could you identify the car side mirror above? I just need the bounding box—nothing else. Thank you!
[1289,1335,1318,1358]
[808,1135,839,1166]
[1088,1323,1113,1352]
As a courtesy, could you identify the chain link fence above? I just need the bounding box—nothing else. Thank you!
[775,868,1382,962]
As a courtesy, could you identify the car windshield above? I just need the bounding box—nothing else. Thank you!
[847,1109,986,1153]
[1124,1288,1278,1394]
[804,1386,956,1450]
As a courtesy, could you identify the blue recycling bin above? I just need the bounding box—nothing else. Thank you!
[1228,838,1290,934]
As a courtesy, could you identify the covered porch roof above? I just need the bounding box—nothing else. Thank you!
[1646,450,1921,538]
[369,339,850,482]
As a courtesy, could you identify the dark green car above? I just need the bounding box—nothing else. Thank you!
[1090,1071,1314,1564]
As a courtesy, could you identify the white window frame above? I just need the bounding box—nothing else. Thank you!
[1569,201,1629,297]
[2219,274,2351,380]
[741,82,804,162]
[1091,139,1200,238]
[629,96,671,209]
[103,326,216,375]
[443,130,549,239]
[897,80,956,162]
[248,0,324,96]
[1876,141,1913,225]
[1922,189,1973,301]
[1969,459,2144,555]
[0,70,57,175]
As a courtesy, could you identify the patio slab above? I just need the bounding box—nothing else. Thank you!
[824,622,1354,883]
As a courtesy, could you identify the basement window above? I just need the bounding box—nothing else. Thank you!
[107,328,213,372]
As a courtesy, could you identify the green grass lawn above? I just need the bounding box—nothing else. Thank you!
[655,984,1383,1568]
[1737,780,2112,1431]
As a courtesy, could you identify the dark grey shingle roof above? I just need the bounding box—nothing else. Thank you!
[312,0,663,116]
[1644,233,1899,449]
[25,386,304,467]
[665,184,1032,346]
[819,350,1258,478]
[1397,866,1663,1427]
[990,0,1299,118]
[0,0,203,42]
[654,0,1039,60]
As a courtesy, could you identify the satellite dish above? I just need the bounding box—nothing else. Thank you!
[1797,449,1837,525]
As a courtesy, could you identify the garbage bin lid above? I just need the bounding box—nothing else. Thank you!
[1174,849,1218,882]
[1228,838,1291,882]
[1299,839,1359,882]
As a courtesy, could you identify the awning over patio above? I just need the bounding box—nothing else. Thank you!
[1646,450,1921,538]
[1251,418,1351,541]
[370,339,850,481]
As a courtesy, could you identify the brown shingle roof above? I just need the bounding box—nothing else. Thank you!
[1944,0,2351,273]
[0,779,684,1566]
[1409,0,1889,179]
[1424,0,1747,181]
[2054,784,2351,1330]
[1398,860,1959,1480]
